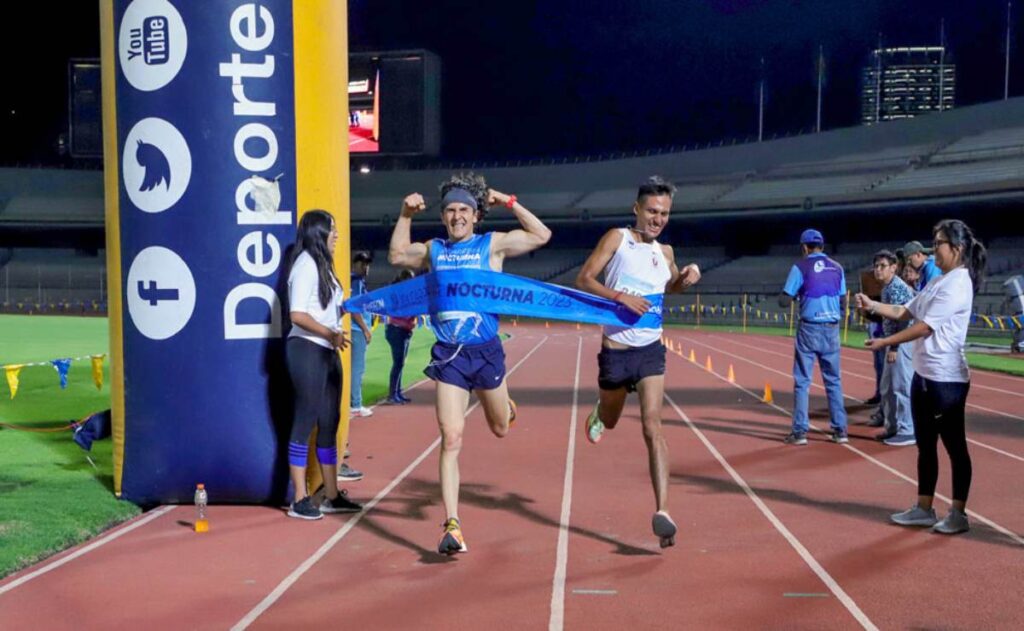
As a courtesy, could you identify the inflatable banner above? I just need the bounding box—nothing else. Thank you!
[101,0,348,504]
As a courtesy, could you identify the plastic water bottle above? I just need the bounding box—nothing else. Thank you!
[194,484,209,533]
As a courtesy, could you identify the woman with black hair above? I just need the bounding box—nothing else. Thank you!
[285,210,363,520]
[857,219,987,535]
[385,269,417,405]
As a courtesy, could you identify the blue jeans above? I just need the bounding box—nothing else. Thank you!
[792,321,848,434]
[871,348,885,398]
[880,345,914,437]
[385,325,412,398]
[350,328,368,408]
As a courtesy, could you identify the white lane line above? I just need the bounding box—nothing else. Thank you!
[549,337,583,631]
[683,334,1024,462]
[0,505,177,597]
[667,344,1024,547]
[233,336,551,630]
[664,395,878,631]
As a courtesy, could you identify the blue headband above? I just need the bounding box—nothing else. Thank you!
[441,188,478,210]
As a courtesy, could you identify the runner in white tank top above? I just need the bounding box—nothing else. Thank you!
[601,227,672,346]
[575,176,702,548]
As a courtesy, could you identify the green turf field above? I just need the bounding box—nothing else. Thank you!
[0,315,435,579]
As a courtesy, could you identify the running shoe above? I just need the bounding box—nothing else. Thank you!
[652,511,677,548]
[830,431,849,444]
[783,432,807,446]
[287,496,323,520]
[585,405,605,444]
[891,505,938,527]
[883,434,916,447]
[932,508,970,535]
[320,489,363,514]
[438,517,468,555]
[337,462,364,482]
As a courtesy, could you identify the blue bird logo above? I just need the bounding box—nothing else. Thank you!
[135,139,171,192]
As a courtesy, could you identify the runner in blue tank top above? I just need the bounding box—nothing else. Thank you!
[388,172,552,555]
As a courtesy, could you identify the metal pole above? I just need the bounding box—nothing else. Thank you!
[742,293,748,333]
[816,46,824,132]
[843,290,851,344]
[697,294,701,330]
[1007,2,1013,100]
[758,58,765,142]
[789,301,795,336]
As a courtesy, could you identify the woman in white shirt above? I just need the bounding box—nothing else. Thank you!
[285,210,362,520]
[856,219,987,535]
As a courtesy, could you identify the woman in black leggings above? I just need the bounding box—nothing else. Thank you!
[857,219,986,535]
[285,210,363,519]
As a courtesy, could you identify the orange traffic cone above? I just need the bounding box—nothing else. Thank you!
[677,348,684,357]
[545,321,550,329]
[727,364,735,383]
[576,322,581,330]
[513,319,517,327]
[705,355,713,372]
[762,383,773,404]
[688,349,696,363]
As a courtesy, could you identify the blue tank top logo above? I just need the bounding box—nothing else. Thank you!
[429,234,500,344]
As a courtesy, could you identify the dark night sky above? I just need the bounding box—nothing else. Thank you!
[2,1,1021,163]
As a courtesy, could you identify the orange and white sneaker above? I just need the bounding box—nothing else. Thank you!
[508,398,518,428]
[438,517,468,555]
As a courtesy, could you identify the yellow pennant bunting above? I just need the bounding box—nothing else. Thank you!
[91,355,105,391]
[5,364,24,399]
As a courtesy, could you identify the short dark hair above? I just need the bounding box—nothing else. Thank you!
[439,172,490,220]
[873,249,897,266]
[636,176,676,202]
[353,250,373,264]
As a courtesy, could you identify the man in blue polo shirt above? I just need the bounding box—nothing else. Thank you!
[778,229,849,445]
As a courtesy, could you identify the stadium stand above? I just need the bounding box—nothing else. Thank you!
[3,97,1023,327]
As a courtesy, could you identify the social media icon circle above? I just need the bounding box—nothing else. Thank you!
[118,0,188,92]
[122,117,192,213]
[126,246,196,340]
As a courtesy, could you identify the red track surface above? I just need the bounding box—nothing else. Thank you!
[1,324,1021,630]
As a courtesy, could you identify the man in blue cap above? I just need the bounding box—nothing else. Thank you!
[778,229,849,445]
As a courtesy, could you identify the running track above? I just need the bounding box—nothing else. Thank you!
[1,324,1021,630]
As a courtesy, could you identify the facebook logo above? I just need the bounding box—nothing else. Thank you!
[127,247,196,340]
[137,280,179,306]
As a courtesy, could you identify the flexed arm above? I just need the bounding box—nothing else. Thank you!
[488,190,552,261]
[388,193,431,270]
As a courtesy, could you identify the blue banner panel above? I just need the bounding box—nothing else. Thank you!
[114,0,297,504]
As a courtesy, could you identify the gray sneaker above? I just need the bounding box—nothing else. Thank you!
[337,462,364,482]
[932,508,970,535]
[830,431,849,444]
[891,505,938,527]
[783,432,808,446]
